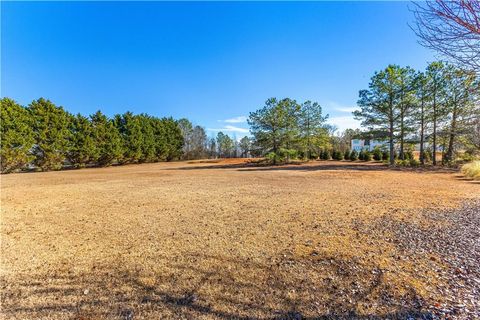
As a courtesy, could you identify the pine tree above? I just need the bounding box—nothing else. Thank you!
[67,113,97,167]
[29,98,71,171]
[91,111,123,166]
[0,98,35,173]
[114,112,143,163]
[164,118,184,161]
[137,114,156,162]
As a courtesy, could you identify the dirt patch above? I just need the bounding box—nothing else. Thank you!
[1,160,479,319]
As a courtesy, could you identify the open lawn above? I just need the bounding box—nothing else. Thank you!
[1,160,479,319]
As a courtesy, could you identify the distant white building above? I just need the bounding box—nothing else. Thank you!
[351,139,387,152]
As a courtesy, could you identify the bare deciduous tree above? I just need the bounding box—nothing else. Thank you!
[411,0,480,73]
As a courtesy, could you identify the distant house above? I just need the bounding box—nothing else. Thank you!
[351,139,386,152]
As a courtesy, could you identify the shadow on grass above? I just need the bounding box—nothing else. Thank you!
[1,252,433,319]
[169,161,458,175]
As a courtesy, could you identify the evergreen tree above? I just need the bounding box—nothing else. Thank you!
[248,98,301,163]
[443,66,480,162]
[114,112,143,163]
[29,98,71,171]
[161,118,184,161]
[425,62,446,165]
[413,71,431,165]
[354,65,403,165]
[298,100,328,159]
[137,114,156,162]
[91,111,123,166]
[0,98,35,173]
[350,150,358,160]
[67,113,97,167]
[239,136,251,158]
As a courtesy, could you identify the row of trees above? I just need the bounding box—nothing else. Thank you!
[247,98,330,163]
[1,98,184,173]
[354,62,480,165]
[177,118,252,160]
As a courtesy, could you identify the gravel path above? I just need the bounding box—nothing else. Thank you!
[361,200,480,319]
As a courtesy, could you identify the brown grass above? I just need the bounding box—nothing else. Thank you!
[1,159,478,319]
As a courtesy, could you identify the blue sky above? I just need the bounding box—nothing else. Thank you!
[1,1,436,136]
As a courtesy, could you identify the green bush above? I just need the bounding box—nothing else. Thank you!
[382,150,389,161]
[395,158,420,167]
[350,150,358,161]
[372,147,382,161]
[344,149,351,160]
[265,152,284,164]
[363,151,372,161]
[320,149,331,160]
[332,150,343,160]
[358,150,365,161]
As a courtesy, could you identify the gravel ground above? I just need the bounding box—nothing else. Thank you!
[355,201,480,319]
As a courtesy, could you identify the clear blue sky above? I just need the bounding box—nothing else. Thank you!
[1,1,436,136]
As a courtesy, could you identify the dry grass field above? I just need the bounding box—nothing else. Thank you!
[1,159,479,319]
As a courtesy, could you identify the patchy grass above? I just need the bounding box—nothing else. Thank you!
[1,160,479,319]
[461,160,480,180]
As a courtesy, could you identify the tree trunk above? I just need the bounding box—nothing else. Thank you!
[446,104,458,162]
[419,98,425,165]
[400,113,405,160]
[432,94,437,166]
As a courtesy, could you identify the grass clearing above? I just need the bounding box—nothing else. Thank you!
[1,160,479,319]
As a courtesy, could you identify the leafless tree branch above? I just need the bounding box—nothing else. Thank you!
[411,0,480,73]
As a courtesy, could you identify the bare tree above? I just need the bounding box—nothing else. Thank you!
[411,0,480,73]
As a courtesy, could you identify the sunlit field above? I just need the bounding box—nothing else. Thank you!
[1,159,479,319]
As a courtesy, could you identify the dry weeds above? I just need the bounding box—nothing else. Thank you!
[1,160,479,319]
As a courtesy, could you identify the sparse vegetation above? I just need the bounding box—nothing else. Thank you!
[1,159,479,319]
[461,160,480,180]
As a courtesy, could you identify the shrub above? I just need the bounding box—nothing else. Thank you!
[421,150,431,163]
[372,147,382,161]
[350,150,358,161]
[382,150,389,161]
[363,151,372,161]
[395,158,420,167]
[344,149,351,160]
[320,149,331,160]
[332,150,343,160]
[461,161,480,180]
[358,150,365,161]
[409,158,420,167]
[265,152,284,164]
[280,148,298,161]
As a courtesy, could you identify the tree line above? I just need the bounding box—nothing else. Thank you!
[0,97,256,173]
[0,97,184,173]
[176,118,251,160]
[354,62,480,166]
